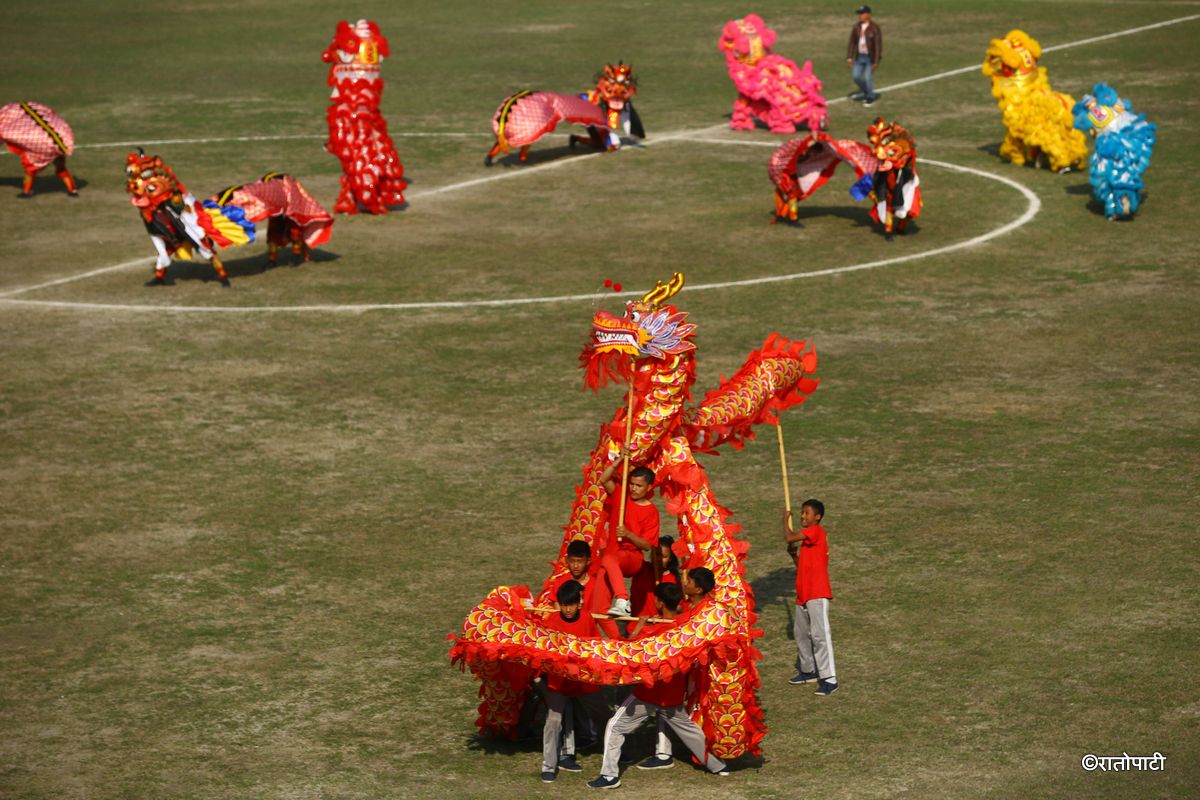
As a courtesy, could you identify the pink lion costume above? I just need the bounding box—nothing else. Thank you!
[321,19,407,214]
[719,14,828,134]
[1,102,78,197]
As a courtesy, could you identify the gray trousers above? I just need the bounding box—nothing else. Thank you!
[794,597,837,681]
[600,694,725,779]
[542,689,608,772]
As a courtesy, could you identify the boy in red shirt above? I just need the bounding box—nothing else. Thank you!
[586,583,729,789]
[540,580,609,782]
[597,458,661,618]
[552,539,620,639]
[783,498,839,695]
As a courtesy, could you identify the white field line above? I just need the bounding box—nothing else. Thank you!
[0,155,1040,313]
[0,12,1189,310]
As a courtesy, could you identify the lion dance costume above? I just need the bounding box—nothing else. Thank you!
[1072,83,1155,220]
[322,19,406,214]
[719,15,828,134]
[864,118,921,235]
[981,30,1087,173]
[125,151,249,287]
[485,63,643,166]
[209,173,334,265]
[450,273,820,761]
[1,102,78,197]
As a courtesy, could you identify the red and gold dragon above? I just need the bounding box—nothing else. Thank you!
[450,273,820,760]
[322,19,407,214]
[485,62,643,166]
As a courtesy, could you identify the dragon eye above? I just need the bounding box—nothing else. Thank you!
[141,169,154,179]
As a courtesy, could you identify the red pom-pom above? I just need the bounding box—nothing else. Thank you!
[603,279,612,287]
[613,283,623,292]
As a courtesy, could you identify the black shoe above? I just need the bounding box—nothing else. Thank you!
[863,96,878,107]
[558,755,583,773]
[68,191,80,197]
[541,770,557,783]
[219,277,232,288]
[587,775,621,789]
[815,680,840,696]
[484,154,494,167]
[17,192,32,199]
[144,276,165,287]
[636,755,673,770]
[789,671,819,685]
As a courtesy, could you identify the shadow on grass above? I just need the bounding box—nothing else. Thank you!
[485,143,611,169]
[751,566,797,641]
[0,174,90,196]
[1065,182,1144,221]
[161,249,341,284]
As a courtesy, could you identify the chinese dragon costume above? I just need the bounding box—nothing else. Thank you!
[450,273,820,761]
[981,30,1088,173]
[1,102,78,197]
[209,173,334,265]
[1071,83,1156,221]
[485,62,643,166]
[322,19,407,214]
[719,14,828,135]
[125,150,252,287]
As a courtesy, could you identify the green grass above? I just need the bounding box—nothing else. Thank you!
[2,1,1198,798]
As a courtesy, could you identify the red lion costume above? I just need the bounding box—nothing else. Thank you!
[321,19,406,214]
[1,102,78,197]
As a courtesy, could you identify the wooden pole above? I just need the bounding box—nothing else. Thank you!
[777,422,792,523]
[617,360,636,536]
[529,607,670,624]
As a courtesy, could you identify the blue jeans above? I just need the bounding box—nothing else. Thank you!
[852,54,876,100]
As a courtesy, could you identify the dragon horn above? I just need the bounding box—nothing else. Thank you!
[641,272,685,307]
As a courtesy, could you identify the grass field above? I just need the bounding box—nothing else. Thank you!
[2,1,1198,798]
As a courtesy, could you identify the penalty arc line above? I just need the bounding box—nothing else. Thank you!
[0,156,1040,313]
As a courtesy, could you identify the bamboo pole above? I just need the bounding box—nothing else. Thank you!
[777,422,792,523]
[529,607,670,624]
[616,360,636,537]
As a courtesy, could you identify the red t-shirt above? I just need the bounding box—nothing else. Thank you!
[795,524,832,604]
[551,569,605,616]
[542,610,600,695]
[631,620,688,706]
[607,492,661,553]
[637,572,678,617]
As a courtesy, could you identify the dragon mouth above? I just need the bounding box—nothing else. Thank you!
[591,325,641,355]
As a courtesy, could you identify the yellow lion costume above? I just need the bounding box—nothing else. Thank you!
[982,30,1088,173]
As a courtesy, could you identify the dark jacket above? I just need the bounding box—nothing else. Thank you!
[847,20,883,65]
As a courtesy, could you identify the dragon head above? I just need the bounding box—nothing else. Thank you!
[982,29,1040,79]
[593,62,637,111]
[719,14,776,67]
[125,150,181,210]
[867,118,916,170]
[582,273,697,390]
[1072,83,1129,136]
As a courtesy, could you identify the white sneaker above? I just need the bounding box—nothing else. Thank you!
[607,598,632,616]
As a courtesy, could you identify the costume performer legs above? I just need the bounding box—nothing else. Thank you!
[0,102,78,197]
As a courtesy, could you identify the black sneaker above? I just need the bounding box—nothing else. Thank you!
[815,680,840,696]
[849,91,865,100]
[558,755,583,772]
[587,775,621,789]
[789,671,819,685]
[541,770,557,783]
[636,755,673,770]
[863,96,878,107]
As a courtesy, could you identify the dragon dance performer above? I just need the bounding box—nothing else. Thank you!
[485,62,643,166]
[451,273,822,763]
[768,131,877,225]
[125,150,252,287]
[1071,83,1156,221]
[208,173,334,266]
[0,102,78,197]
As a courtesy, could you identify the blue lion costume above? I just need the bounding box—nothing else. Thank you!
[1072,83,1155,220]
